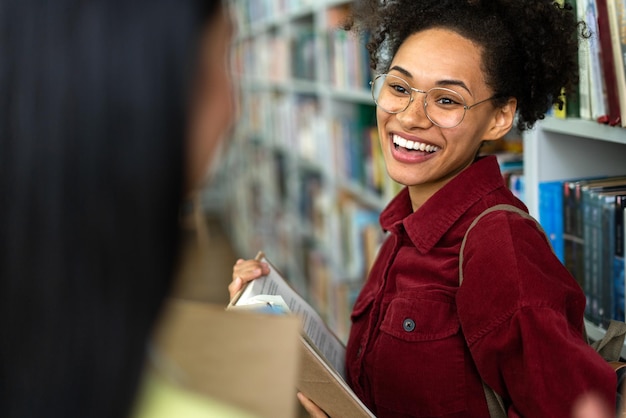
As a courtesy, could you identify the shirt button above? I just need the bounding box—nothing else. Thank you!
[403,318,415,332]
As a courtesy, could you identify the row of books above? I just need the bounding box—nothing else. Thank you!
[249,91,398,201]
[232,0,317,29]
[306,197,384,342]
[232,2,374,88]
[326,29,372,91]
[226,148,385,343]
[293,29,317,81]
[539,175,626,326]
[557,0,626,127]
[329,106,383,195]
[232,36,290,83]
[233,28,371,86]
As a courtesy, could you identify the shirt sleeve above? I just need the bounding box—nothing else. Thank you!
[456,211,616,418]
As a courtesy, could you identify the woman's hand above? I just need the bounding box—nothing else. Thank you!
[571,393,613,418]
[297,392,329,418]
[228,258,270,300]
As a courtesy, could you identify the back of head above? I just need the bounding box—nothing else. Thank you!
[0,0,221,417]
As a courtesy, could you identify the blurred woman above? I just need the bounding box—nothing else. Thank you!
[0,1,238,417]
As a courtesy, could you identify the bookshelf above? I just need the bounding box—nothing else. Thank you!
[524,117,626,218]
[224,0,389,342]
[523,118,626,355]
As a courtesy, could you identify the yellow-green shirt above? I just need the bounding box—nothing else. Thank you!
[132,372,259,418]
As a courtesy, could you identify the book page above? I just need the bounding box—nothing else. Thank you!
[234,255,347,379]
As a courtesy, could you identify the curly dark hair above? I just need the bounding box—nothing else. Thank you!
[350,0,586,131]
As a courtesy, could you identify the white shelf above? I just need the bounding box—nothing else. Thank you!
[523,117,626,217]
[240,78,374,103]
[540,117,626,144]
[321,85,373,104]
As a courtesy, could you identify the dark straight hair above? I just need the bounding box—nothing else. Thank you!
[0,1,222,417]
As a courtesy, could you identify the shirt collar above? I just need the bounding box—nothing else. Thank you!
[380,155,506,253]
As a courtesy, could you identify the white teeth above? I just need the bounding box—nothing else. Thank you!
[392,134,440,153]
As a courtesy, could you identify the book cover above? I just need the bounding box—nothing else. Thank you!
[228,252,376,418]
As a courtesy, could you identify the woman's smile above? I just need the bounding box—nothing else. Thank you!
[389,132,441,164]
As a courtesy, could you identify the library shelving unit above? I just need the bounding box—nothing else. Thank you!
[223,0,392,342]
[523,116,626,355]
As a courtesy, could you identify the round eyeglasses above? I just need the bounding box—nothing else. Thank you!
[370,74,498,128]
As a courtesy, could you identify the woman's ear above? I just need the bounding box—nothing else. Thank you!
[483,97,518,142]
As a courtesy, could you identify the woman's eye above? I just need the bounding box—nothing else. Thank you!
[435,96,460,106]
[390,84,409,94]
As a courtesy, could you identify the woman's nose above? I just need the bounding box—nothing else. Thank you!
[395,95,433,129]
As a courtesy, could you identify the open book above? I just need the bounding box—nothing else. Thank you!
[227,252,376,418]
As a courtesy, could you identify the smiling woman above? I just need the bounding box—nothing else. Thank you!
[229,1,617,417]
[370,28,516,205]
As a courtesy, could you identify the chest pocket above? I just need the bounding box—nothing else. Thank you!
[372,297,466,417]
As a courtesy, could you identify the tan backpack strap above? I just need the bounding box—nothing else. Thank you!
[482,382,507,418]
[592,320,626,363]
[459,204,551,285]
[460,204,551,418]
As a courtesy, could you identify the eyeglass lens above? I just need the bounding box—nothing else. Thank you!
[371,74,467,128]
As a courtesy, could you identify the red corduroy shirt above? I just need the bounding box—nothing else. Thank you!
[345,156,616,418]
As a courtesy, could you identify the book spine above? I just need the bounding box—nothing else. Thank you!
[596,0,622,125]
[600,194,616,325]
[586,0,609,122]
[563,181,585,297]
[539,181,565,262]
[583,188,600,324]
[614,195,626,320]
[577,0,593,120]
[608,0,626,126]
[567,0,582,118]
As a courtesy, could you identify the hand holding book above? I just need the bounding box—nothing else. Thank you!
[229,257,270,300]
[227,252,376,418]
